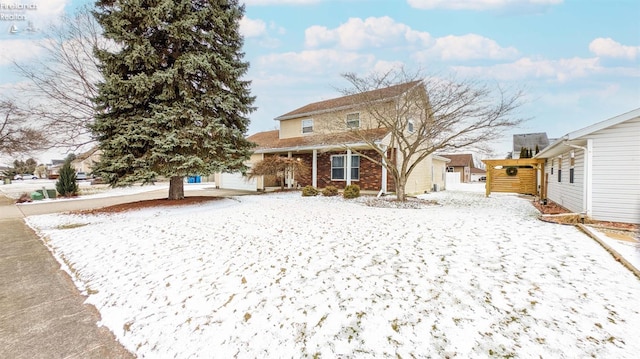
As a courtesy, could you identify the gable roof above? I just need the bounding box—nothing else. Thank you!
[248,128,390,153]
[439,154,474,167]
[536,107,640,158]
[275,81,422,121]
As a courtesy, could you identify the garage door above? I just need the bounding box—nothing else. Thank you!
[219,172,257,191]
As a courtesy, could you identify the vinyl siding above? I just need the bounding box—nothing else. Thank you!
[589,117,640,224]
[545,150,585,213]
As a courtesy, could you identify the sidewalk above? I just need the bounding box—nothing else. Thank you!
[0,186,256,358]
[0,190,135,358]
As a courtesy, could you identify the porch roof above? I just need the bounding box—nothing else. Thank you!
[247,128,390,153]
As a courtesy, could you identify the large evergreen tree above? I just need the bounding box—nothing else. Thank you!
[91,0,255,199]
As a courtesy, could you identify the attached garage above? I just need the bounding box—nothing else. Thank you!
[217,172,258,191]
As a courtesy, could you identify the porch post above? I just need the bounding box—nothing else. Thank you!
[287,151,292,188]
[312,149,318,188]
[346,148,352,185]
[381,146,388,193]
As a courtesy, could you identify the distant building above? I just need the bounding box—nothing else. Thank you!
[512,133,550,159]
[439,153,485,183]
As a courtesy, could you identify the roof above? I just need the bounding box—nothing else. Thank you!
[248,128,390,153]
[439,154,474,167]
[513,133,549,153]
[536,107,640,159]
[275,81,422,121]
[470,167,486,174]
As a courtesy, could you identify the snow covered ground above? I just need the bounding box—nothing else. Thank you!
[26,186,640,358]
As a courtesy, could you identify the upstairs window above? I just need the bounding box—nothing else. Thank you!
[346,113,360,129]
[407,119,415,133]
[302,119,313,134]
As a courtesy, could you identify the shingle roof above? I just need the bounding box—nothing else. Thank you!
[440,154,474,167]
[248,128,390,152]
[275,81,422,121]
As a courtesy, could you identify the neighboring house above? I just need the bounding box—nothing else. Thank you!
[46,159,66,179]
[512,132,551,159]
[535,108,640,224]
[440,153,485,183]
[72,146,102,174]
[219,82,450,194]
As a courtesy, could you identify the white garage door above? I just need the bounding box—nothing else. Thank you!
[219,172,257,191]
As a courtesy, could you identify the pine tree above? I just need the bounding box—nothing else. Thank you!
[56,160,79,197]
[91,0,255,199]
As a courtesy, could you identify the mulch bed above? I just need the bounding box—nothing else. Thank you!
[532,198,638,232]
[73,196,223,215]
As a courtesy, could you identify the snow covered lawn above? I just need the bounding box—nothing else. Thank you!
[26,188,640,358]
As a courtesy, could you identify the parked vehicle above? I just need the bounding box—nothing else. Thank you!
[479,176,486,182]
[76,172,88,180]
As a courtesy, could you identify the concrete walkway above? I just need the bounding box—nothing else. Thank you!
[0,187,257,358]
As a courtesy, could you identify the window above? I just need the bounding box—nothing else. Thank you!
[346,113,360,129]
[302,119,313,134]
[569,151,575,183]
[557,155,562,182]
[331,154,360,181]
[550,159,554,175]
[407,119,415,133]
[447,167,455,172]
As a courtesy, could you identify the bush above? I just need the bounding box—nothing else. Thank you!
[301,185,319,196]
[55,160,79,197]
[322,185,339,197]
[343,184,360,199]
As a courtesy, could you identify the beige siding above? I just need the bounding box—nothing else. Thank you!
[405,154,432,195]
[432,158,447,190]
[278,104,394,139]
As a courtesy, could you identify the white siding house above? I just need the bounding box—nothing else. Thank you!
[535,108,640,224]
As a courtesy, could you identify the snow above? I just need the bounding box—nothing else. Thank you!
[25,184,640,358]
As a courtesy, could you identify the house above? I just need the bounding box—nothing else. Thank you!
[218,82,450,194]
[440,153,485,183]
[535,108,640,224]
[71,146,102,174]
[512,132,551,158]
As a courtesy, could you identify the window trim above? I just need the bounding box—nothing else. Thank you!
[407,119,415,133]
[346,113,360,129]
[302,119,314,134]
[330,154,360,181]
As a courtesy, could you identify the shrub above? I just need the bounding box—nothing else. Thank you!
[301,185,319,196]
[56,160,79,197]
[343,184,360,199]
[322,185,339,197]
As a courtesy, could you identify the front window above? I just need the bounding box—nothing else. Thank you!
[331,154,360,181]
[346,113,360,129]
[302,119,313,134]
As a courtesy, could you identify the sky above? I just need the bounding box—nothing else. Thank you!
[0,0,639,163]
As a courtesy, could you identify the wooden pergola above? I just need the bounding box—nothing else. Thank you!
[482,158,546,198]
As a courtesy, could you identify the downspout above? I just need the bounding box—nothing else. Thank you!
[563,141,592,217]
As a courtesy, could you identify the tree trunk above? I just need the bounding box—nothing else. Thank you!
[168,176,184,200]
[395,176,407,202]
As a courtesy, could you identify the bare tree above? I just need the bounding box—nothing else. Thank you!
[12,6,106,150]
[337,69,526,201]
[0,99,48,156]
[249,156,310,190]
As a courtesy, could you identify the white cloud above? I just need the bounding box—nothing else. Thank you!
[417,34,519,61]
[589,38,640,60]
[240,17,267,38]
[451,57,603,82]
[257,49,377,74]
[407,0,563,11]
[0,38,45,66]
[305,16,431,50]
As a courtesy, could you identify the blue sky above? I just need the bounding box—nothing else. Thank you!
[1,0,638,162]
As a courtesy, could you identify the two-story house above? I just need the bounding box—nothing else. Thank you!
[216,81,450,194]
